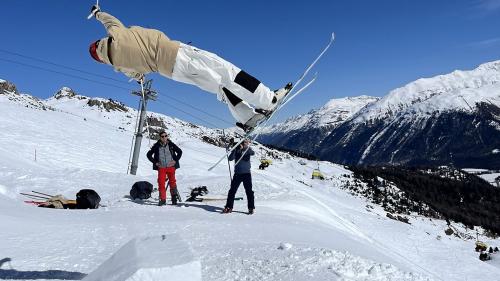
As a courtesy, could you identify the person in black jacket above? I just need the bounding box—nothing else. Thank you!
[146,131,182,206]
[223,139,255,215]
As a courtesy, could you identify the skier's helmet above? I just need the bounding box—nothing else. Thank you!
[89,40,103,63]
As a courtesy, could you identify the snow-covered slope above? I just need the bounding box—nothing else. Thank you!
[1,79,499,280]
[44,87,220,140]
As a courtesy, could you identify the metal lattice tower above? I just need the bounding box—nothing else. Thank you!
[128,79,157,175]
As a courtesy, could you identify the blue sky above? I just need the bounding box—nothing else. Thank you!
[1,0,500,128]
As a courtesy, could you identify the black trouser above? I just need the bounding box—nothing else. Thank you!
[225,173,254,209]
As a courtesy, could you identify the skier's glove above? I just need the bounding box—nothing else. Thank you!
[130,74,145,84]
[137,74,145,85]
[122,70,144,84]
[87,5,100,19]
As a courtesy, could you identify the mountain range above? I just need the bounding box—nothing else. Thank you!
[259,60,500,169]
[1,76,500,279]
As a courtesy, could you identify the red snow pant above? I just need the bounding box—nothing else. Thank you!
[157,167,177,201]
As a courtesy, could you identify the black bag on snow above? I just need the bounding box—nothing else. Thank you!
[130,181,153,200]
[76,189,101,209]
[186,186,208,202]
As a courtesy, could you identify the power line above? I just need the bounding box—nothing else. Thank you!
[0,49,234,128]
[0,48,129,85]
[1,54,225,127]
[155,98,222,128]
[0,57,133,92]
[1,48,231,124]
[155,93,233,125]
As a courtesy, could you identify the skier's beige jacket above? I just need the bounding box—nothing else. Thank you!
[95,12,180,79]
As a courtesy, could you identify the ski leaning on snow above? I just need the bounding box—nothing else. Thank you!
[208,32,335,171]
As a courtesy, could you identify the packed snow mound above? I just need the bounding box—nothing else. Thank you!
[262,96,378,133]
[204,245,432,281]
[83,235,201,281]
[354,60,500,122]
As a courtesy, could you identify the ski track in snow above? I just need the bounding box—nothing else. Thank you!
[0,91,499,280]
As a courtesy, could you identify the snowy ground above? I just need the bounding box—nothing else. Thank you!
[0,97,499,281]
[463,168,500,187]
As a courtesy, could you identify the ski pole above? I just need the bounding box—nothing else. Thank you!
[222,130,233,181]
[20,193,50,200]
[31,191,54,197]
[87,0,99,19]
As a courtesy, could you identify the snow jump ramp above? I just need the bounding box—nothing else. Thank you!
[83,234,201,281]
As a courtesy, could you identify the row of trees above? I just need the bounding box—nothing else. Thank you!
[262,144,319,160]
[349,166,500,235]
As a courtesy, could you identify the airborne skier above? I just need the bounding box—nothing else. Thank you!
[88,5,291,132]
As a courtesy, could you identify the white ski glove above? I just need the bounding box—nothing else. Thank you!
[87,5,100,19]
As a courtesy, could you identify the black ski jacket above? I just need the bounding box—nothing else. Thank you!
[146,140,182,170]
[229,147,254,174]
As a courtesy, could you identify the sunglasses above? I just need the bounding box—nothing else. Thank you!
[160,135,167,138]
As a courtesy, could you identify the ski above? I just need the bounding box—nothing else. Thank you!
[233,75,317,167]
[192,196,243,202]
[208,32,335,171]
[24,200,44,205]
[211,76,316,170]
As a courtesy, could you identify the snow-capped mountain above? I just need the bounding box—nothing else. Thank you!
[0,79,54,111]
[353,60,500,122]
[1,78,499,280]
[263,96,379,133]
[258,96,378,153]
[261,60,500,169]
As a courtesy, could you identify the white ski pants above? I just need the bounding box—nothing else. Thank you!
[171,43,274,124]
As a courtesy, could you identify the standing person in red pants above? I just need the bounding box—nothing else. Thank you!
[147,131,183,206]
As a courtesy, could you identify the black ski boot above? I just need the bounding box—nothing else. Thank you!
[236,122,253,133]
[255,108,272,117]
[158,199,166,206]
[269,82,293,109]
[256,82,293,116]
